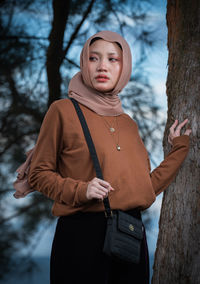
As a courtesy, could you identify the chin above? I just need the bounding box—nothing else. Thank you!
[91,81,115,93]
[94,85,113,93]
[97,88,112,93]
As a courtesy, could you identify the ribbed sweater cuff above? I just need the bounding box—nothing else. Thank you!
[172,135,190,147]
[76,182,89,205]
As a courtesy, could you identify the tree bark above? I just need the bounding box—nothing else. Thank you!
[46,0,70,107]
[152,0,200,283]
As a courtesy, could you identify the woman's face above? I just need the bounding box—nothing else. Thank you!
[88,39,122,93]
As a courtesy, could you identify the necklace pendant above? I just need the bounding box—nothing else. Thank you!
[116,145,121,151]
[110,127,115,132]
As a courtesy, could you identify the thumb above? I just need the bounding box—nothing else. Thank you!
[184,129,192,136]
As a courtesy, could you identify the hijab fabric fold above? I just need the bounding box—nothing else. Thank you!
[68,31,132,116]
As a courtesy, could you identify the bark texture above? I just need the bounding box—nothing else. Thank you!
[152,0,200,283]
[46,0,70,107]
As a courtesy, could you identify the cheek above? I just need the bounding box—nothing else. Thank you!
[88,62,92,79]
[87,62,93,80]
[115,64,122,80]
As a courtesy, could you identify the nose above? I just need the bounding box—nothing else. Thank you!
[97,59,107,72]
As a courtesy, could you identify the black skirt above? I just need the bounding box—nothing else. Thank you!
[50,210,149,284]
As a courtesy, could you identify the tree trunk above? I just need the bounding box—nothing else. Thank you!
[152,0,200,283]
[46,0,70,107]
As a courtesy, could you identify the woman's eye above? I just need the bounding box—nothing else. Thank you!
[89,56,97,61]
[109,58,118,62]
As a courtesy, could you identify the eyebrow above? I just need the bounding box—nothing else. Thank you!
[89,51,119,56]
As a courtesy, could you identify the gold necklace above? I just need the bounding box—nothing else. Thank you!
[102,116,116,133]
[101,116,121,151]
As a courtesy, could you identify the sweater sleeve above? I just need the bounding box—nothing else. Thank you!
[149,135,190,195]
[28,102,89,206]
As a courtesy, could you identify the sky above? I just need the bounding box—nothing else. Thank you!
[3,0,168,283]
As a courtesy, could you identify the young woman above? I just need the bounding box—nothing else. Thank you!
[28,31,191,284]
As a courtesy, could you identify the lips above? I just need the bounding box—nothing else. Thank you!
[95,74,109,82]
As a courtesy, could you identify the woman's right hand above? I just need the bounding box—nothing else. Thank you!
[86,177,115,201]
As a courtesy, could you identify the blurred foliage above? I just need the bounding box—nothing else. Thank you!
[0,0,165,280]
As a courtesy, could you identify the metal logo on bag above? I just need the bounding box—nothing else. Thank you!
[129,224,134,231]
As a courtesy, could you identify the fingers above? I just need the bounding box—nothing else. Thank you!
[98,179,114,191]
[168,119,178,145]
[169,119,178,132]
[86,177,115,201]
[184,128,192,136]
[168,118,191,145]
[176,119,188,133]
[168,135,173,145]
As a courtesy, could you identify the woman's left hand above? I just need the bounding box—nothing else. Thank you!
[168,119,192,145]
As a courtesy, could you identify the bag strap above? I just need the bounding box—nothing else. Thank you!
[71,98,112,217]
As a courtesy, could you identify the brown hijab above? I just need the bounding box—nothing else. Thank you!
[68,31,132,116]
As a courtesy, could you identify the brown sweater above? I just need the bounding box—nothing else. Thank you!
[28,99,189,216]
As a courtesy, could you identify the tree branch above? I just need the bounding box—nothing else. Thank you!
[64,57,80,68]
[0,201,38,225]
[62,0,95,59]
[0,129,38,157]
[0,35,48,41]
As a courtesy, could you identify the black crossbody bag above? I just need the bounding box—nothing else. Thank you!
[71,98,144,264]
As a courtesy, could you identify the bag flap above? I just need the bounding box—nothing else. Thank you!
[117,211,143,240]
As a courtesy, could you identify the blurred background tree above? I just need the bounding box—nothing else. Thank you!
[0,0,165,280]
